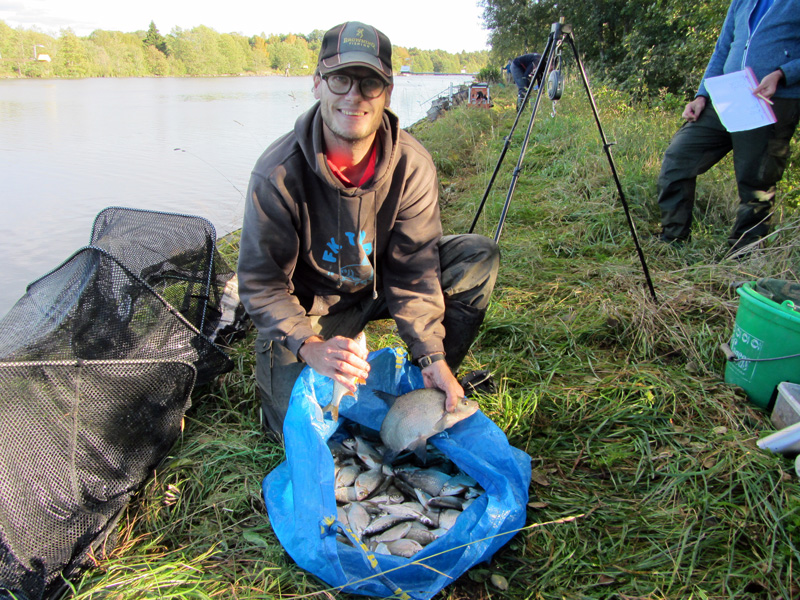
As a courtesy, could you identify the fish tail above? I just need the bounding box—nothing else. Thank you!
[410,440,428,463]
[321,403,340,421]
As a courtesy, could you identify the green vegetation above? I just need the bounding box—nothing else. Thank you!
[482,0,730,99]
[65,82,800,599]
[0,20,488,78]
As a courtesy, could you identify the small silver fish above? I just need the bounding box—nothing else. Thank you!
[377,389,479,462]
[380,502,436,528]
[335,486,359,503]
[346,502,371,537]
[396,467,451,497]
[354,468,384,501]
[354,436,383,470]
[373,542,391,555]
[427,495,465,510]
[371,521,413,543]
[322,332,367,421]
[384,485,406,504]
[335,464,360,488]
[363,514,415,536]
[440,472,477,496]
[386,538,424,558]
[328,439,357,461]
[404,521,440,546]
[414,487,432,508]
[438,508,461,530]
[464,486,483,500]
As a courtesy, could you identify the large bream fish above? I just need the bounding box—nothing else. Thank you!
[377,388,479,462]
[321,332,367,422]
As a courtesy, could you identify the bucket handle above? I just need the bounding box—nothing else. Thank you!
[720,342,800,363]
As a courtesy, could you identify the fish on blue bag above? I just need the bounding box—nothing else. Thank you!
[262,347,532,600]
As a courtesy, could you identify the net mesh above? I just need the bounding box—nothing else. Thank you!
[0,208,236,599]
[90,206,234,338]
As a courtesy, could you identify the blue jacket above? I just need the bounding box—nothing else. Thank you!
[697,0,800,99]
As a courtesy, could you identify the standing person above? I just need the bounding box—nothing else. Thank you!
[510,53,542,109]
[657,0,799,254]
[503,59,513,84]
[237,21,500,435]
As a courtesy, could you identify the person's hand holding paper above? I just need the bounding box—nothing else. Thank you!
[703,67,777,132]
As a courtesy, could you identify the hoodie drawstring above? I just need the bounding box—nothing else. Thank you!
[336,195,343,288]
[372,202,378,300]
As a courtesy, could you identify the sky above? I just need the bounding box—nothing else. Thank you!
[0,0,490,54]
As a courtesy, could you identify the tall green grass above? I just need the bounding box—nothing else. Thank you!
[69,81,800,599]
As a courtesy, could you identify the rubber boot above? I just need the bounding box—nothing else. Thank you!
[442,300,486,371]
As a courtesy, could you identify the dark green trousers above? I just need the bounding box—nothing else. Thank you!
[658,97,800,248]
[255,233,500,435]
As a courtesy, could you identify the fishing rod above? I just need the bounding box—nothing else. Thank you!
[469,19,658,304]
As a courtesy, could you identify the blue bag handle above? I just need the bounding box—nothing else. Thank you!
[319,516,414,600]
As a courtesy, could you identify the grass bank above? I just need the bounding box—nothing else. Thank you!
[70,82,800,599]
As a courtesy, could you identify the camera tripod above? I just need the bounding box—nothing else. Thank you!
[469,19,657,303]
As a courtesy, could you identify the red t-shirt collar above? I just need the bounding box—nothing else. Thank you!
[327,143,377,188]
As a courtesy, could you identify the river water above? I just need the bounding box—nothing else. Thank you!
[0,74,472,316]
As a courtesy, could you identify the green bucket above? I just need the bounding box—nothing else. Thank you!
[724,282,800,409]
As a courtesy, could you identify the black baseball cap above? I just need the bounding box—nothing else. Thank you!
[318,22,393,83]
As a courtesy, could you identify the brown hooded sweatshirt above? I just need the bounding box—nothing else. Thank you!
[237,103,446,361]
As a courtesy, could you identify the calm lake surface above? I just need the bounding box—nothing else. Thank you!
[0,74,472,316]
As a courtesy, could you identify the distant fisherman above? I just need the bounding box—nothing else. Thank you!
[237,20,500,436]
[510,53,542,109]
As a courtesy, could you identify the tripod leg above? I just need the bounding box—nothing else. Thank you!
[565,34,658,304]
[468,33,556,234]
[494,40,560,243]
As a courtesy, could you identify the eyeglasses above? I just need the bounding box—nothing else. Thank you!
[321,73,388,99]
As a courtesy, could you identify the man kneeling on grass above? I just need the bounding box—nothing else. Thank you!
[237,20,500,436]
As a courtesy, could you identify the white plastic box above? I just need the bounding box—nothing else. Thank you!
[771,381,800,430]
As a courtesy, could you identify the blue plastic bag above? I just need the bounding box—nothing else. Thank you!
[262,347,532,599]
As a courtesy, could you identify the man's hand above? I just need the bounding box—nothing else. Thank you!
[421,360,465,412]
[298,335,370,393]
[682,96,707,122]
[754,69,784,99]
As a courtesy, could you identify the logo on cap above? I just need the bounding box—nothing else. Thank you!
[341,24,378,53]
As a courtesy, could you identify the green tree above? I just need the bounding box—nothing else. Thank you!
[0,21,24,76]
[266,34,313,75]
[430,50,460,74]
[392,45,410,74]
[481,0,551,60]
[480,0,729,98]
[304,29,325,55]
[143,21,169,56]
[55,28,90,77]
[87,30,148,76]
[169,25,225,75]
[408,49,434,73]
[144,44,169,75]
[250,35,270,73]
[461,51,490,74]
[217,33,250,74]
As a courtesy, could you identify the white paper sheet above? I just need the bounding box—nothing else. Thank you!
[704,67,777,132]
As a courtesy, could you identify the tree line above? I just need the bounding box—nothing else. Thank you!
[0,21,489,79]
[481,0,730,100]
